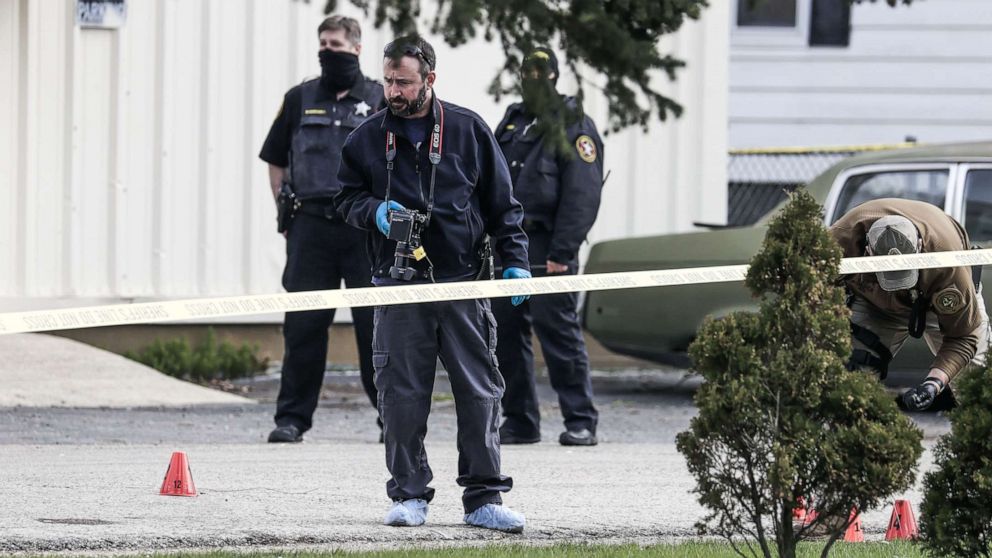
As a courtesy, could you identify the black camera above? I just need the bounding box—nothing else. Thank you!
[387,208,429,280]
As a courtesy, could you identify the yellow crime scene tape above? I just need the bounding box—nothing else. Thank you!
[2,249,991,335]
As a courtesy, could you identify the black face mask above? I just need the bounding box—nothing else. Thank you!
[388,83,429,117]
[521,78,557,116]
[318,50,361,93]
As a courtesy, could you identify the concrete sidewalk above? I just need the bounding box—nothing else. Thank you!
[0,334,252,407]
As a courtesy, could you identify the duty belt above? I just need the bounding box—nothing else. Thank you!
[296,200,339,221]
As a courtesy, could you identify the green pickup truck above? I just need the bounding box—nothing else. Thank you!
[583,141,992,380]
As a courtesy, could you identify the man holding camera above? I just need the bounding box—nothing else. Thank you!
[334,35,532,532]
[492,48,604,446]
[258,16,385,444]
[830,198,990,411]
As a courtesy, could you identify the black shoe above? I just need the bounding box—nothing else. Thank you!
[559,428,597,446]
[268,425,303,443]
[499,425,540,445]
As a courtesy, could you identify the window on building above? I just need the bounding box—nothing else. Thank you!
[830,169,949,224]
[737,0,797,27]
[809,0,850,46]
[963,169,992,245]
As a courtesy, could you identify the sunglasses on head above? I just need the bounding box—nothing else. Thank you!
[384,42,434,70]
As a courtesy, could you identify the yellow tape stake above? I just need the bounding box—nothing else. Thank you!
[1,249,990,335]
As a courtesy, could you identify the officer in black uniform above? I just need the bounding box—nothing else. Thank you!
[335,35,531,532]
[258,15,385,444]
[492,48,604,447]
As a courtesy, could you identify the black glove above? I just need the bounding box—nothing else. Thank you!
[901,377,945,411]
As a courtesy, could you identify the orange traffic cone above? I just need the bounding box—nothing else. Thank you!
[793,497,818,526]
[159,451,197,497]
[792,497,807,520]
[843,510,864,542]
[885,499,918,540]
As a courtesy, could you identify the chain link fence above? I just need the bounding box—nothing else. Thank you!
[727,144,918,226]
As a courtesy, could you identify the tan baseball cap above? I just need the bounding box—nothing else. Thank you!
[867,215,921,291]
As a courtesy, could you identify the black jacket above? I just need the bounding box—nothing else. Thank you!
[335,94,530,282]
[495,97,604,264]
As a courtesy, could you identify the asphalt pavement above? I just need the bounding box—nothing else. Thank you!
[0,363,955,554]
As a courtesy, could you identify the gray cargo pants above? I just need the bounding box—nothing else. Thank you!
[372,298,512,513]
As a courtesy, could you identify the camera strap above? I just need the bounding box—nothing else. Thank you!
[384,99,445,224]
[385,131,397,206]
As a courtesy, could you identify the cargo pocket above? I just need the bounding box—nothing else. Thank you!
[534,158,560,209]
[293,115,335,193]
[372,351,389,370]
[477,300,504,391]
[298,115,333,153]
[372,350,389,395]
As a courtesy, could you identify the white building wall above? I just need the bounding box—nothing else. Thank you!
[0,0,21,297]
[0,0,728,314]
[729,0,992,148]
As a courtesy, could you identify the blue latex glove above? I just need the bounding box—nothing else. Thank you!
[375,200,406,236]
[502,267,532,306]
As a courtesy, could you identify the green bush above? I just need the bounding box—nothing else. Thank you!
[919,355,992,557]
[676,190,923,558]
[124,328,268,383]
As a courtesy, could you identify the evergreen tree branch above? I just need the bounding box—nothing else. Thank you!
[322,0,914,135]
[324,0,706,133]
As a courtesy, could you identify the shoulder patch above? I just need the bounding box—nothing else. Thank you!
[933,287,965,314]
[575,134,597,163]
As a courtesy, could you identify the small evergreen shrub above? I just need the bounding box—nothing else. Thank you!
[919,354,992,558]
[676,190,923,558]
[124,328,268,383]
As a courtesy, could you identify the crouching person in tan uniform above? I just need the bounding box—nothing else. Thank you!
[829,198,990,411]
